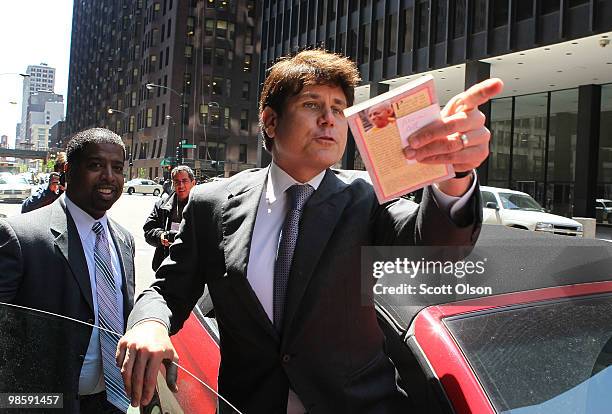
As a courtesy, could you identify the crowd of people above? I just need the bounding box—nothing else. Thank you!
[0,49,502,413]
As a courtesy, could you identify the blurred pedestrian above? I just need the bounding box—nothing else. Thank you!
[143,165,196,270]
[21,152,67,213]
[0,128,135,413]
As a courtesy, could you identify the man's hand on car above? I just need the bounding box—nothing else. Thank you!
[116,320,179,407]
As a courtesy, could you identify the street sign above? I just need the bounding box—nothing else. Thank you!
[181,144,197,149]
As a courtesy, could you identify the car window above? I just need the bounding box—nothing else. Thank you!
[481,191,498,207]
[0,302,241,413]
[444,294,612,413]
[604,201,612,208]
[0,176,29,185]
[498,192,544,212]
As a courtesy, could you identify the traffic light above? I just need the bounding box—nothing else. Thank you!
[175,145,183,165]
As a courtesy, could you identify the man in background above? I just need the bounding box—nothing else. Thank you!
[143,165,197,270]
[21,151,66,213]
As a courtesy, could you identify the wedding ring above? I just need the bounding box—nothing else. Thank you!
[460,133,469,148]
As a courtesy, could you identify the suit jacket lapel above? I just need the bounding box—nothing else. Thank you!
[107,219,135,324]
[283,170,350,339]
[51,198,94,313]
[222,168,279,342]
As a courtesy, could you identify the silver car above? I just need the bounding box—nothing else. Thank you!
[123,178,163,196]
[0,175,32,202]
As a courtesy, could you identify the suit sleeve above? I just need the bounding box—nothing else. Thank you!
[373,179,482,249]
[0,220,24,303]
[143,200,165,248]
[128,193,207,334]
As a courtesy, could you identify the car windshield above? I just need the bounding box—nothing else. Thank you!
[444,294,612,413]
[0,302,241,413]
[498,192,544,212]
[0,176,29,185]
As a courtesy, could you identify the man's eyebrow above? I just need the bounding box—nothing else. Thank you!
[299,91,347,107]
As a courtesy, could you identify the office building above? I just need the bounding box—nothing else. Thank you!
[18,63,56,144]
[260,0,612,218]
[65,0,261,180]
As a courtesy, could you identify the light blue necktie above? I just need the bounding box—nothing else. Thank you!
[273,184,315,331]
[92,221,131,412]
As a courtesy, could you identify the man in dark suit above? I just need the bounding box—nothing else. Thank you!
[118,50,503,413]
[0,128,135,413]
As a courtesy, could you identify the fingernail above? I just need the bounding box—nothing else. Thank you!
[408,136,420,148]
[404,149,416,159]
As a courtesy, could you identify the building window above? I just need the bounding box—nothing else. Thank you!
[542,0,560,14]
[244,54,252,72]
[434,0,447,43]
[242,82,250,100]
[199,104,209,124]
[387,15,397,57]
[516,0,534,20]
[185,45,193,58]
[453,0,466,37]
[146,108,153,127]
[417,0,429,47]
[224,107,230,129]
[215,48,225,66]
[240,109,249,131]
[473,0,487,33]
[203,48,212,65]
[245,27,254,45]
[183,73,192,95]
[167,18,172,38]
[359,24,370,63]
[246,0,255,18]
[216,20,228,38]
[212,77,223,95]
[239,144,247,163]
[186,16,195,36]
[492,0,508,27]
[205,19,214,36]
[374,19,383,59]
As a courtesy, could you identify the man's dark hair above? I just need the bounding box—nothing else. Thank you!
[259,49,361,152]
[66,128,126,165]
[171,165,195,181]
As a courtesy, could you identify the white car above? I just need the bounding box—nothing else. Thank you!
[0,175,32,202]
[481,186,583,237]
[123,179,163,196]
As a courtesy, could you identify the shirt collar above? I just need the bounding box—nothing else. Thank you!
[266,161,326,205]
[63,193,109,242]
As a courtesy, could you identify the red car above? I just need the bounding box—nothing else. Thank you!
[165,224,612,413]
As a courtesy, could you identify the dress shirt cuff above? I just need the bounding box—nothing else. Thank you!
[430,171,478,220]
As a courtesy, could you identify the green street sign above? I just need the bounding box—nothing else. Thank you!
[181,144,197,149]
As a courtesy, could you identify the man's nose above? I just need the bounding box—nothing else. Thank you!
[318,108,335,127]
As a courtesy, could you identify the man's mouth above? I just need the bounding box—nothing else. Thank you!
[315,135,335,143]
[96,187,116,199]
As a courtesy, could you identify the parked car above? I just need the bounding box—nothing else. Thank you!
[596,199,612,224]
[481,186,583,237]
[123,178,163,196]
[0,175,32,202]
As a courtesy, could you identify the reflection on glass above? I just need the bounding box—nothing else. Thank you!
[598,84,612,199]
[512,93,548,204]
[547,88,578,216]
[489,97,513,187]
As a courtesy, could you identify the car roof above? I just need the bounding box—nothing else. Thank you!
[480,186,529,196]
[375,224,612,331]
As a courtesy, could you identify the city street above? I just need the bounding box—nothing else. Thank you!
[0,193,159,295]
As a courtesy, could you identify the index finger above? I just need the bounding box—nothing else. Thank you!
[445,78,504,115]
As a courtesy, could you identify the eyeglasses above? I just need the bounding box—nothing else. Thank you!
[172,179,192,186]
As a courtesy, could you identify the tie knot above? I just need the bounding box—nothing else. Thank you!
[287,184,314,211]
[92,221,104,236]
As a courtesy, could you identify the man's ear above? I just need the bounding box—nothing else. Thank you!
[261,107,278,138]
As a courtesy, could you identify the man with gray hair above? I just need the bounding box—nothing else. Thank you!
[143,165,196,270]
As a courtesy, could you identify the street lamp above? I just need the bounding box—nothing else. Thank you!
[107,108,135,179]
[146,83,185,168]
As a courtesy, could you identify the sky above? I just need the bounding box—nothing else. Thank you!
[0,0,74,147]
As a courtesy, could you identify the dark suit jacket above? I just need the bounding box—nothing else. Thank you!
[129,168,481,413]
[143,193,178,270]
[0,197,136,412]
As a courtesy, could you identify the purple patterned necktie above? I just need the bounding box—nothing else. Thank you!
[273,184,314,331]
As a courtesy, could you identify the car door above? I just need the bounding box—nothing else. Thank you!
[481,191,501,225]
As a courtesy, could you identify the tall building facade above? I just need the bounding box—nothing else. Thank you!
[65,0,261,180]
[18,63,56,145]
[260,0,612,218]
[25,92,65,150]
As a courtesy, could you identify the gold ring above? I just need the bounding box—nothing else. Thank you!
[460,133,469,148]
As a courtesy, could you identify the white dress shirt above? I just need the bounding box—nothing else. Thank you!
[64,194,125,395]
[246,163,475,413]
